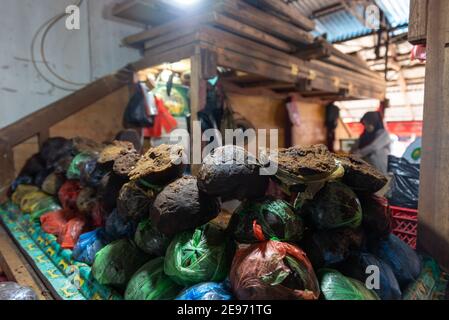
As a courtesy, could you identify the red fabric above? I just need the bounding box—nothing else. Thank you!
[143,97,177,138]
[230,240,320,300]
[58,180,82,212]
[59,216,88,250]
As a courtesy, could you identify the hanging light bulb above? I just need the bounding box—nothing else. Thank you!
[172,0,200,7]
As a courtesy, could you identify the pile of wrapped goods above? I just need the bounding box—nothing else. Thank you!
[4,136,448,300]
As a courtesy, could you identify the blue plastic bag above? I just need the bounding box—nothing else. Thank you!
[370,234,421,288]
[176,281,233,300]
[72,229,108,265]
[105,209,137,241]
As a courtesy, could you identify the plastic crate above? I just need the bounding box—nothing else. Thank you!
[390,206,418,249]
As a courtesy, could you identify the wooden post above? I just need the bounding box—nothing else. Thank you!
[417,0,449,270]
[38,129,50,150]
[408,0,428,45]
[0,139,15,203]
[190,47,217,175]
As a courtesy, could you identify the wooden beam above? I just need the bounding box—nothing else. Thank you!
[0,139,14,203]
[418,0,449,270]
[408,0,428,45]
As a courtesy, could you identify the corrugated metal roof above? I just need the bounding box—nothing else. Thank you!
[287,0,410,43]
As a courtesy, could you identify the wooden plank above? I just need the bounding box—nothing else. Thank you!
[417,0,449,271]
[408,0,428,45]
[0,224,51,300]
[133,43,196,71]
[112,0,181,26]
[37,129,49,150]
[0,139,14,203]
[255,0,316,31]
[219,0,314,45]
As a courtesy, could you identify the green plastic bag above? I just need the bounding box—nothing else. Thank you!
[319,269,380,300]
[228,198,304,243]
[164,224,234,286]
[125,257,183,300]
[302,181,362,230]
[135,219,171,257]
[92,239,149,290]
[29,197,62,221]
[66,153,95,180]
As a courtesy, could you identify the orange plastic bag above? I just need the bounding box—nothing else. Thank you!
[230,225,320,300]
[40,210,69,237]
[59,216,88,249]
[58,180,82,212]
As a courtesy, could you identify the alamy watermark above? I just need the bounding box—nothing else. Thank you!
[65,5,80,30]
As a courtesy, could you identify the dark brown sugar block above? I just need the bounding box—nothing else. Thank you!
[276,144,337,177]
[117,181,156,221]
[72,137,105,155]
[150,176,221,236]
[129,144,186,185]
[197,145,269,200]
[113,152,141,178]
[98,140,136,165]
[335,154,388,193]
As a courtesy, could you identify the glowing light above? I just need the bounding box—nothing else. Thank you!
[172,0,200,6]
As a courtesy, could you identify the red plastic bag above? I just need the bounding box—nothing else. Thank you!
[143,97,177,138]
[40,210,69,237]
[58,180,82,212]
[230,226,320,300]
[91,202,107,228]
[59,216,88,250]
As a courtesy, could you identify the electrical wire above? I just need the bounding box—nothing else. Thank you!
[30,0,88,91]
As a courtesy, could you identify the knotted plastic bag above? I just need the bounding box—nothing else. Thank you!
[302,181,362,230]
[10,176,33,194]
[164,223,234,286]
[40,210,69,237]
[66,153,96,180]
[117,182,155,222]
[359,194,392,240]
[105,209,137,241]
[230,239,320,300]
[176,281,233,300]
[319,269,380,300]
[76,187,97,214]
[92,239,149,290]
[228,198,304,243]
[11,185,39,205]
[20,191,51,213]
[59,216,88,250]
[370,234,421,288]
[134,219,170,257]
[0,282,38,300]
[335,252,402,300]
[72,229,109,265]
[125,257,182,300]
[29,197,62,221]
[58,180,82,212]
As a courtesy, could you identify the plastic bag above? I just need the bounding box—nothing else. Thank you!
[386,156,420,209]
[92,239,149,290]
[39,137,73,169]
[230,240,320,300]
[18,153,45,178]
[29,197,62,221]
[72,229,109,265]
[335,253,402,300]
[359,194,392,240]
[134,219,170,257]
[20,191,50,213]
[41,172,65,195]
[10,176,33,194]
[34,168,53,188]
[117,182,155,222]
[302,181,362,230]
[197,145,269,200]
[300,228,364,269]
[319,269,380,300]
[125,257,182,300]
[58,180,82,212]
[40,210,70,237]
[164,223,234,286]
[0,282,38,300]
[151,176,220,236]
[66,153,96,180]
[176,281,233,300]
[91,202,107,228]
[228,198,304,243]
[97,172,127,212]
[79,158,109,188]
[370,234,422,288]
[76,187,97,214]
[403,256,447,300]
[105,209,137,241]
[123,83,155,128]
[59,216,88,250]
[11,185,39,205]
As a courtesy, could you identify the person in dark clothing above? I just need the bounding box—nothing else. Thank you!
[351,111,391,175]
